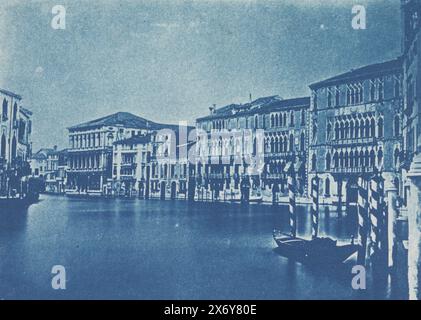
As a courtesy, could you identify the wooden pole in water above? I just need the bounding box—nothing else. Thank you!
[311,174,320,239]
[288,167,297,238]
[357,175,369,265]
[368,171,384,259]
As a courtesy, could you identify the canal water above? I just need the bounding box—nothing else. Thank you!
[0,195,406,299]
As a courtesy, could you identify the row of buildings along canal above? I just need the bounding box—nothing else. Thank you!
[30,59,403,208]
[2,0,421,300]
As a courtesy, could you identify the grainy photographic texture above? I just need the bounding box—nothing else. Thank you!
[0,0,420,301]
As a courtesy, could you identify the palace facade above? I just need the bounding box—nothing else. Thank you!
[308,58,403,206]
[401,0,421,300]
[112,126,195,199]
[67,112,157,195]
[0,89,32,197]
[195,96,310,202]
[67,111,190,196]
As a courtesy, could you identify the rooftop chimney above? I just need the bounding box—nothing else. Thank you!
[209,104,216,115]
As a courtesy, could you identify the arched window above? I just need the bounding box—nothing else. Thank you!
[270,115,274,128]
[364,150,369,167]
[326,152,331,170]
[12,103,18,122]
[365,118,370,137]
[378,148,384,166]
[300,132,305,151]
[345,121,349,139]
[311,154,317,171]
[11,135,17,160]
[339,151,344,168]
[333,152,339,168]
[2,99,7,120]
[283,113,287,127]
[254,115,258,129]
[378,117,384,137]
[355,151,360,167]
[359,150,364,167]
[350,121,354,139]
[370,149,375,167]
[0,133,6,158]
[394,148,400,166]
[355,120,360,138]
[370,118,376,137]
[289,134,294,152]
[325,178,331,196]
[394,115,400,137]
[335,122,340,140]
[283,136,288,151]
[349,150,354,168]
[327,122,332,140]
[340,122,345,139]
[290,111,294,126]
[344,151,349,167]
[275,114,279,127]
[270,137,275,153]
[274,136,279,153]
[301,109,306,126]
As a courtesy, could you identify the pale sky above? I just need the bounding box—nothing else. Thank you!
[0,0,401,150]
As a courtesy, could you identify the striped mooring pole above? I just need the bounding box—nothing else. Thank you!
[368,172,385,259]
[288,169,297,238]
[357,175,369,265]
[311,176,320,239]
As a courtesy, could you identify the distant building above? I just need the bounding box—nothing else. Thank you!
[67,112,187,195]
[0,88,32,197]
[112,125,195,199]
[30,147,57,178]
[30,146,67,194]
[195,96,310,201]
[308,58,403,206]
[112,134,154,197]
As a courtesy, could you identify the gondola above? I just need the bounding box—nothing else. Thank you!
[0,193,39,210]
[273,230,360,265]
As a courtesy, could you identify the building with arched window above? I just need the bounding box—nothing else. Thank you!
[0,88,32,197]
[195,95,310,200]
[66,112,184,195]
[308,58,403,205]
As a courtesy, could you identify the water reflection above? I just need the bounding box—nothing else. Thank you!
[0,195,406,299]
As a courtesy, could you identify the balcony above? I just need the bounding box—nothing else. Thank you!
[262,174,285,180]
[329,166,375,174]
[120,162,137,169]
[329,137,378,146]
[67,167,105,173]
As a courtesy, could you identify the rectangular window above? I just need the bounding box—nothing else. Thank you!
[335,86,340,106]
[378,79,384,101]
[327,89,332,108]
[370,79,376,101]
[394,78,400,98]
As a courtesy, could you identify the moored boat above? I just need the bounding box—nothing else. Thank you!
[0,193,39,210]
[273,230,360,265]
